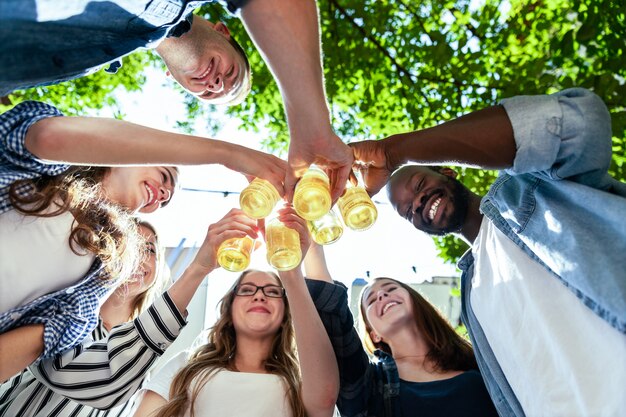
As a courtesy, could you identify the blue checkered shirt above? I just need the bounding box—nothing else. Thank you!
[0,101,114,359]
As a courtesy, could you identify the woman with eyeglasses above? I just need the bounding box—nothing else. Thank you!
[133,206,339,417]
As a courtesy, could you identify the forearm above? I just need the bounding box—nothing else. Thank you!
[166,262,214,315]
[303,243,333,283]
[24,116,237,167]
[280,268,339,417]
[386,105,516,171]
[241,0,332,139]
[0,324,43,382]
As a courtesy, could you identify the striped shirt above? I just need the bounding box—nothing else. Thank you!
[0,292,186,416]
[0,101,111,359]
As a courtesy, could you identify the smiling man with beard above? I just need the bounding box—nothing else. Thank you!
[350,88,626,417]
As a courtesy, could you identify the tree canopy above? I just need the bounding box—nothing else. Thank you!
[4,0,625,263]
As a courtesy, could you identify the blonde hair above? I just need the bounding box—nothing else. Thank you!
[126,220,169,320]
[153,270,305,417]
[8,166,142,281]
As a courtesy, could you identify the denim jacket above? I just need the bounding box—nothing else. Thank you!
[0,0,246,95]
[459,88,626,417]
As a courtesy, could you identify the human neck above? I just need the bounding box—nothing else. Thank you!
[458,192,484,244]
[99,293,134,331]
[233,334,274,373]
[386,324,430,366]
[386,325,456,382]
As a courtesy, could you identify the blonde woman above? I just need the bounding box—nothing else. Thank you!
[134,207,338,417]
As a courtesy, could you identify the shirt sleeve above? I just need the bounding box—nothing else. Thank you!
[305,279,373,417]
[501,88,612,184]
[28,291,187,410]
[142,351,190,401]
[1,261,107,359]
[0,101,69,182]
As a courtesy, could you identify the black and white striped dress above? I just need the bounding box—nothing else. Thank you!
[0,293,186,417]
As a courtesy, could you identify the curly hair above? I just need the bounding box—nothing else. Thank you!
[153,270,305,417]
[8,166,142,282]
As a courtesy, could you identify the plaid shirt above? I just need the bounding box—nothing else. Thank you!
[0,101,113,359]
[0,292,187,416]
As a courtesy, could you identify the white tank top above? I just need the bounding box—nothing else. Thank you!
[145,352,294,417]
[0,208,95,313]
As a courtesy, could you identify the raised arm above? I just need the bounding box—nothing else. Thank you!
[239,0,353,201]
[302,241,333,283]
[350,104,516,196]
[29,209,259,408]
[303,244,376,417]
[275,206,338,417]
[23,109,286,195]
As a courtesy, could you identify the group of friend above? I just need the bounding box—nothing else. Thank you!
[1,1,624,416]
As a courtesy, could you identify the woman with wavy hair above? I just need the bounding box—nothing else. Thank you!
[0,98,286,381]
[0,220,168,415]
[1,211,270,414]
[134,206,338,417]
[304,244,498,417]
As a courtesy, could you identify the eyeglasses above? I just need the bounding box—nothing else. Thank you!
[235,283,285,298]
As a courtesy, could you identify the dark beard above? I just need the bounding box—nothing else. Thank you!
[430,176,470,236]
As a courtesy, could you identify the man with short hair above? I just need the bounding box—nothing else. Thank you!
[351,88,626,416]
[0,1,251,106]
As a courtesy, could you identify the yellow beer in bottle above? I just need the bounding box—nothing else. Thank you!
[338,184,378,231]
[265,218,302,271]
[293,166,331,221]
[239,178,280,219]
[217,235,255,272]
[307,209,343,245]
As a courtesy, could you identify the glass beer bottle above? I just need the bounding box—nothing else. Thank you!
[293,166,331,221]
[217,235,255,272]
[239,178,280,219]
[338,182,378,231]
[307,208,344,245]
[265,217,302,271]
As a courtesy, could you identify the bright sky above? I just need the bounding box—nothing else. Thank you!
[102,66,458,330]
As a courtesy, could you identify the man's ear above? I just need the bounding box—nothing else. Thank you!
[439,167,457,179]
[214,21,231,38]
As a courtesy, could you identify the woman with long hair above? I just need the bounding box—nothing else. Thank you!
[0,220,168,415]
[304,243,498,417]
[0,99,286,380]
[0,210,269,413]
[134,206,338,417]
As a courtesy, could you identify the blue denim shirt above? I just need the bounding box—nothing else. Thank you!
[0,0,246,95]
[459,88,626,417]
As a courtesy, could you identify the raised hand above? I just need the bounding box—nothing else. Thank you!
[228,148,287,198]
[349,138,399,197]
[285,132,354,203]
[191,209,259,275]
[275,205,311,262]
